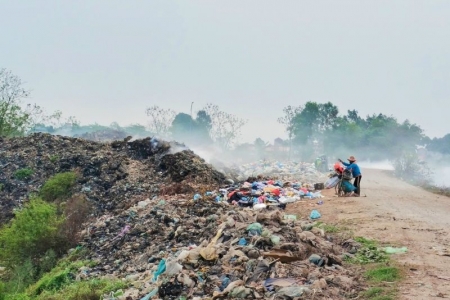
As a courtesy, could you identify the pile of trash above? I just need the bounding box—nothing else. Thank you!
[76,129,130,142]
[79,196,364,299]
[0,133,229,224]
[212,179,325,210]
[235,161,327,184]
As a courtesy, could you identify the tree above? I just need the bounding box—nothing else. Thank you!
[0,199,63,269]
[277,105,303,141]
[254,138,268,158]
[170,111,213,146]
[203,103,247,149]
[0,69,33,137]
[170,112,197,142]
[290,102,339,144]
[145,106,176,138]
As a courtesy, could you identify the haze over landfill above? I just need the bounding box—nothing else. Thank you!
[1,1,450,143]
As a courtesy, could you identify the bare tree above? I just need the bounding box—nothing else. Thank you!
[0,69,32,137]
[203,103,247,149]
[277,105,303,141]
[145,105,176,138]
[277,105,303,160]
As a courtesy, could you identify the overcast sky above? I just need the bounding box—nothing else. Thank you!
[1,1,449,142]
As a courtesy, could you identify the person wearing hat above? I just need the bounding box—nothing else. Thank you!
[339,156,362,196]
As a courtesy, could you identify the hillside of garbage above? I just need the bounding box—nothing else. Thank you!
[0,133,227,224]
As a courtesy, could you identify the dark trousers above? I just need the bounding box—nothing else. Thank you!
[353,176,362,195]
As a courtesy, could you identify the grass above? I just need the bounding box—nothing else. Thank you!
[360,265,402,299]
[314,221,340,233]
[2,249,126,300]
[340,236,403,299]
[14,168,34,180]
[49,155,59,164]
[365,287,383,297]
[347,237,388,265]
[421,183,450,197]
[34,278,126,300]
[365,266,401,283]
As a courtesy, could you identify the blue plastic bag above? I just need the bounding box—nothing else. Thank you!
[152,259,166,282]
[310,210,321,220]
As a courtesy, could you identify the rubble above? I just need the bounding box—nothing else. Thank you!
[0,133,226,224]
[78,196,365,299]
[76,129,130,142]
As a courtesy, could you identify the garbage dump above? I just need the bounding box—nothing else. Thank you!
[0,134,366,299]
[0,133,230,224]
[234,160,328,183]
[213,178,325,210]
[80,196,364,299]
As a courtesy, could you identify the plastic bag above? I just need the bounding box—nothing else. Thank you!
[283,214,297,221]
[325,177,339,189]
[246,223,263,234]
[310,210,321,220]
[140,288,158,300]
[165,260,182,275]
[253,203,267,210]
[277,286,311,297]
[238,238,247,246]
[270,235,281,245]
[152,259,166,282]
[384,247,407,254]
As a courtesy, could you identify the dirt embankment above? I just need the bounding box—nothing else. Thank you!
[287,169,450,299]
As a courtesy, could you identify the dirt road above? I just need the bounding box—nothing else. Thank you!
[287,169,450,299]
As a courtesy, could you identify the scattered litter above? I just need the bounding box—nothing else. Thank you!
[310,209,322,219]
[384,247,408,254]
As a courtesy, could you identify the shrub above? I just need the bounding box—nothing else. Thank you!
[27,256,89,297]
[33,278,127,300]
[40,172,77,202]
[2,259,37,294]
[0,199,64,268]
[393,151,432,185]
[14,168,34,180]
[59,195,92,247]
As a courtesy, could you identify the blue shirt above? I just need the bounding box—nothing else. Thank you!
[342,162,361,177]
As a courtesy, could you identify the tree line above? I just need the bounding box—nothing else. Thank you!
[1,68,448,161]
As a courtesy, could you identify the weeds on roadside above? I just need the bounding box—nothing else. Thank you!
[365,266,401,283]
[348,237,388,265]
[314,222,340,233]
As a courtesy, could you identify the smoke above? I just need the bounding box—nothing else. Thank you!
[358,160,394,171]
[431,167,450,186]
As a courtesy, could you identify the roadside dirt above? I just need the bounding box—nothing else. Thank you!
[287,169,450,300]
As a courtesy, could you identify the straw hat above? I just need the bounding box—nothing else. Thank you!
[348,156,356,162]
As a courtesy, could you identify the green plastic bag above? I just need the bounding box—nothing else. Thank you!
[384,247,407,254]
[246,223,263,234]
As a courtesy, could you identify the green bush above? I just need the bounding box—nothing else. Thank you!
[40,172,77,202]
[3,293,30,300]
[0,199,64,268]
[14,168,34,180]
[34,279,126,300]
[27,257,86,296]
